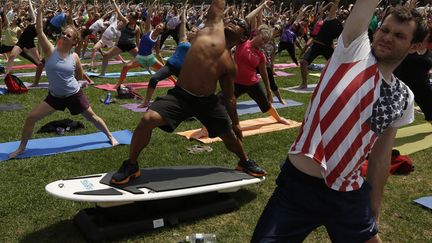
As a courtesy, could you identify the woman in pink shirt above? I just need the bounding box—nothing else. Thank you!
[233,24,290,125]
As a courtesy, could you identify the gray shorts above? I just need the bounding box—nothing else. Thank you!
[149,86,232,138]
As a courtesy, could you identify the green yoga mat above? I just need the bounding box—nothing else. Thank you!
[394,123,432,155]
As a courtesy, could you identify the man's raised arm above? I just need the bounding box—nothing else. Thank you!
[342,0,380,47]
[205,0,225,27]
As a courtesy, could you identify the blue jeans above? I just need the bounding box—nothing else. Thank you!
[251,159,378,243]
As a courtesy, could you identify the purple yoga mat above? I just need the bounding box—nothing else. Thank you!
[120,103,150,112]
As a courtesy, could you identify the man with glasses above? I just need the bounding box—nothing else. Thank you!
[111,0,266,185]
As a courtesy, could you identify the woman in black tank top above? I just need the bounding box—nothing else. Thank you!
[100,0,141,76]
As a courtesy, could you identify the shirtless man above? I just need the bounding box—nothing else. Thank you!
[111,0,267,184]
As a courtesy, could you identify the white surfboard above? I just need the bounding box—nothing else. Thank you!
[46,166,265,204]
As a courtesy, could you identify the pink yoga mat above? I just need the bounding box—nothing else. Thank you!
[9,60,125,71]
[10,64,36,70]
[273,63,298,69]
[257,71,294,79]
[94,80,175,91]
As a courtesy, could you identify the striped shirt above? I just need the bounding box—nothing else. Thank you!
[289,32,414,191]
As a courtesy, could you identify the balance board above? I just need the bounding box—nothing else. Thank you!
[46,166,264,203]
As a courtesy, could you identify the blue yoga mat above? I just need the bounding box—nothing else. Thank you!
[237,98,303,116]
[414,196,432,210]
[86,71,153,78]
[0,130,132,162]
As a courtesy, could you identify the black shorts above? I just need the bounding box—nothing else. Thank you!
[44,89,90,115]
[302,43,334,65]
[17,37,36,49]
[234,82,271,113]
[252,159,378,243]
[116,42,137,52]
[149,86,232,138]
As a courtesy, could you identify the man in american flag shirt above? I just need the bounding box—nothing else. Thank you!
[252,0,428,242]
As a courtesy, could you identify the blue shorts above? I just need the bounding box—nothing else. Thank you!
[251,159,378,243]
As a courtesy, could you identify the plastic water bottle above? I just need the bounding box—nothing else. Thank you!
[104,92,112,105]
[185,233,216,243]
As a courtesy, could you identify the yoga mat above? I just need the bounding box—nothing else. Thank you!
[273,63,298,69]
[309,73,321,78]
[176,117,302,143]
[414,196,432,210]
[120,103,150,112]
[9,64,36,70]
[0,130,133,162]
[0,71,47,78]
[120,98,303,114]
[94,80,175,91]
[394,123,432,155]
[81,60,124,67]
[281,83,317,93]
[257,71,295,79]
[21,81,89,89]
[86,71,153,78]
[0,103,23,111]
[237,98,303,116]
[0,88,7,95]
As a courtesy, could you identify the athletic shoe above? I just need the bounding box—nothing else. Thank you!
[236,159,267,177]
[111,160,141,184]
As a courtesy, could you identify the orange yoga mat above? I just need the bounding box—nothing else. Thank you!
[176,117,302,143]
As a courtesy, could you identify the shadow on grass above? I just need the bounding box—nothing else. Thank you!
[20,219,86,243]
[19,190,257,242]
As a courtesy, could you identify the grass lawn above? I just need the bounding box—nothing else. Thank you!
[0,42,431,243]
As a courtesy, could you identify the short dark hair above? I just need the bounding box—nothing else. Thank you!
[230,18,251,39]
[381,6,428,43]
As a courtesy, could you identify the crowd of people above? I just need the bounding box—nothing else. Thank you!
[2,0,432,242]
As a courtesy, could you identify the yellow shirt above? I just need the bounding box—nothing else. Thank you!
[3,25,20,46]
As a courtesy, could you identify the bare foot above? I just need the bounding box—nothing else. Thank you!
[190,128,209,139]
[109,137,120,146]
[278,118,292,125]
[137,101,150,108]
[9,148,25,159]
[279,99,287,105]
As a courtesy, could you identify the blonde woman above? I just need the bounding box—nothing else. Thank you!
[9,0,118,159]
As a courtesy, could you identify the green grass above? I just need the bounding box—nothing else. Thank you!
[0,44,431,243]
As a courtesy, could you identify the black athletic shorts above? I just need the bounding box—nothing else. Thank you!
[116,42,137,52]
[149,86,232,138]
[44,89,90,115]
[302,43,334,65]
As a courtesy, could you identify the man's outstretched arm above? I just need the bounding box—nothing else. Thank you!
[205,0,226,27]
[342,0,380,47]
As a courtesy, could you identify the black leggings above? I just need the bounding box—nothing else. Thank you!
[266,67,278,92]
[277,41,298,65]
[0,45,41,65]
[149,63,180,89]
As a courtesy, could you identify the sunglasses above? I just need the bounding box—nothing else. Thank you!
[62,32,73,39]
[230,18,248,32]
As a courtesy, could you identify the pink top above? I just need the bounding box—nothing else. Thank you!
[234,40,266,86]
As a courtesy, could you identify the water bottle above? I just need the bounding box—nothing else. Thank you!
[104,92,112,105]
[185,233,216,243]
